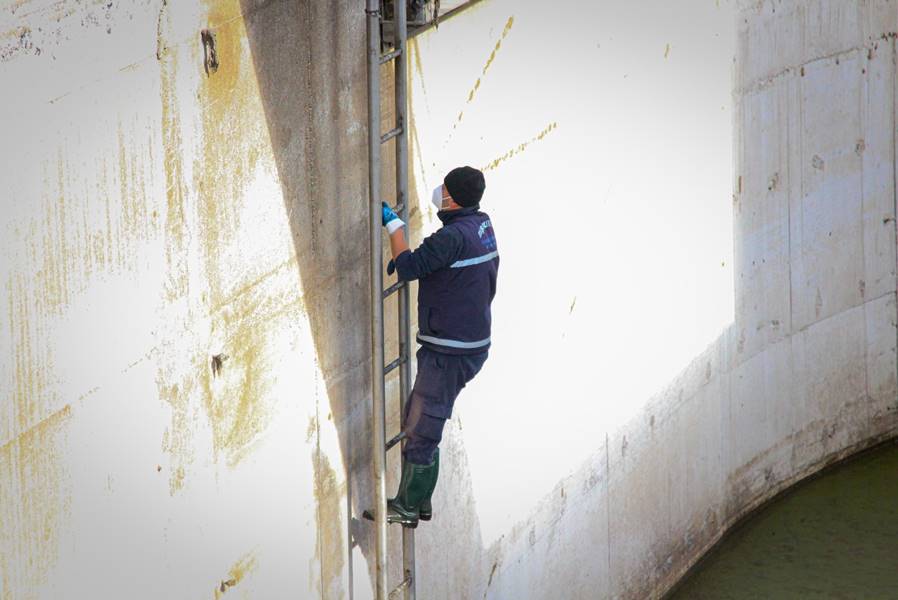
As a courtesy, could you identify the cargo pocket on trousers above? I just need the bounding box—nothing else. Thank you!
[416,351,453,420]
[414,413,447,445]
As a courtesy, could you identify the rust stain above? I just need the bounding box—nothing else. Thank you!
[404,49,427,241]
[466,78,481,103]
[313,451,346,600]
[196,1,273,309]
[482,122,558,172]
[408,37,430,111]
[210,256,298,314]
[157,2,193,495]
[156,0,283,486]
[21,85,156,320]
[200,279,301,469]
[0,405,72,598]
[457,15,514,116]
[190,1,280,470]
[482,16,515,77]
[201,313,273,468]
[158,377,195,495]
[157,289,296,487]
[116,122,152,258]
[7,270,60,443]
[213,553,257,599]
[159,9,189,304]
[445,16,515,145]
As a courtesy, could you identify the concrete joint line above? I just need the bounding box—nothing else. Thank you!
[729,290,896,369]
[738,38,895,97]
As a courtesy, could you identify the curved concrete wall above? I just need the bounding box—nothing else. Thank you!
[475,2,898,598]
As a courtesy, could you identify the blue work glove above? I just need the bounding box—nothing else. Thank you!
[387,259,396,276]
[382,201,405,234]
[382,202,398,226]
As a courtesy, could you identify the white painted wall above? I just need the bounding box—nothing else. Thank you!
[407,0,737,546]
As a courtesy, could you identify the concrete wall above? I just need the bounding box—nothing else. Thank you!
[0,0,397,597]
[473,1,898,598]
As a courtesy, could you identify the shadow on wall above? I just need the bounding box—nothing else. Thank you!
[240,2,487,596]
[238,0,375,587]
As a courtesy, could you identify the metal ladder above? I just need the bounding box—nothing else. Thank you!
[366,1,415,598]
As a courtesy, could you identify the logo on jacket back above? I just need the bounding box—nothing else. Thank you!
[478,220,496,250]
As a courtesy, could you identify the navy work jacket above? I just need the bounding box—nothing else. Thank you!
[394,206,499,355]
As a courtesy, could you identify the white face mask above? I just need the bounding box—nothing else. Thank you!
[431,184,445,211]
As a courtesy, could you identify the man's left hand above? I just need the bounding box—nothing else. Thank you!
[382,202,399,227]
[382,201,405,234]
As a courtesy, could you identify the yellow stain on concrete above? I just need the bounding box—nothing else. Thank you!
[466,78,481,103]
[193,0,279,469]
[0,405,72,600]
[210,256,299,315]
[203,271,303,468]
[155,0,285,487]
[157,3,193,494]
[456,15,514,121]
[445,15,515,141]
[313,451,346,600]
[115,121,152,263]
[7,270,58,441]
[482,121,558,172]
[22,85,157,322]
[158,378,195,495]
[213,552,257,599]
[159,16,189,304]
[405,43,429,241]
[197,0,273,310]
[201,313,272,469]
[481,16,515,76]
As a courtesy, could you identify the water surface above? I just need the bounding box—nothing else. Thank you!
[670,440,898,599]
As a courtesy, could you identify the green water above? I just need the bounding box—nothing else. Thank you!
[669,441,898,599]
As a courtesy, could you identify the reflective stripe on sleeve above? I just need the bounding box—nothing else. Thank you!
[449,250,499,269]
[416,334,491,349]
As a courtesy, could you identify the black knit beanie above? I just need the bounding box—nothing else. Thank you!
[444,166,486,207]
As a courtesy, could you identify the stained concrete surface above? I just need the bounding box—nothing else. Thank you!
[0,0,481,597]
[669,439,898,599]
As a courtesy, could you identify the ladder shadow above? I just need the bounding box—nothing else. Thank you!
[239,0,375,592]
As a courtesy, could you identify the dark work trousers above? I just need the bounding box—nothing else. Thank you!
[402,346,488,465]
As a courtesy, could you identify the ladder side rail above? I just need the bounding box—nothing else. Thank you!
[393,2,416,599]
[366,1,389,598]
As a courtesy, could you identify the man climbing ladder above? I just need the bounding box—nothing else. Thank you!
[365,166,499,528]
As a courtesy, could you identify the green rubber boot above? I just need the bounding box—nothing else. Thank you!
[363,457,434,528]
[418,448,439,521]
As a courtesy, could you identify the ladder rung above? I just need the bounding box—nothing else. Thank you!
[379,48,402,64]
[383,280,406,299]
[386,431,407,451]
[389,576,413,600]
[380,126,403,144]
[384,355,407,375]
